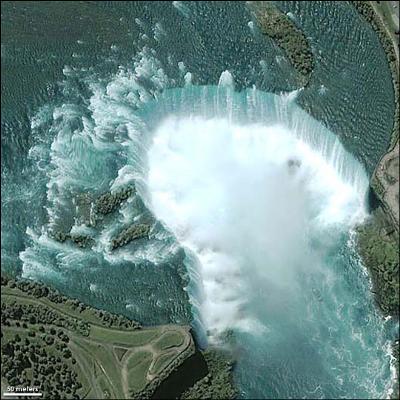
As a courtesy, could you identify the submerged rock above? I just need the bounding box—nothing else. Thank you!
[53,231,69,243]
[69,234,93,248]
[287,158,302,174]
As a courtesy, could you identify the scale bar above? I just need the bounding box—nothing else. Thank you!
[3,393,42,397]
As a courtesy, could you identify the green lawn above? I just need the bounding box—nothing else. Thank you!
[154,331,184,351]
[90,324,159,346]
[1,279,194,399]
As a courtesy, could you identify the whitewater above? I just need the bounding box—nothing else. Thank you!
[6,7,394,392]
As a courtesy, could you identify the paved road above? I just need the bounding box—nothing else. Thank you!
[389,1,399,26]
[372,1,399,67]
[371,1,399,233]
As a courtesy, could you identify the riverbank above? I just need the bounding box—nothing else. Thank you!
[351,2,399,397]
[0,275,236,399]
[351,0,399,311]
[352,1,399,232]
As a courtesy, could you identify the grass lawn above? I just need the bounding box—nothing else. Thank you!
[1,279,194,399]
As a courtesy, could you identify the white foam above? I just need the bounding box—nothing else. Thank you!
[286,12,295,20]
[153,22,166,42]
[70,224,94,237]
[172,1,191,17]
[218,70,234,88]
[26,48,169,233]
[178,61,186,73]
[248,21,255,32]
[184,72,192,86]
[89,283,98,292]
[135,18,144,27]
[147,115,368,341]
[384,340,398,399]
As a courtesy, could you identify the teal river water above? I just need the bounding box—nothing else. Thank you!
[1,1,398,398]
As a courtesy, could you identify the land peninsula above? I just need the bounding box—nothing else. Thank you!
[1,275,236,399]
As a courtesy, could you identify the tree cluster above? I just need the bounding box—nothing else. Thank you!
[181,349,237,400]
[356,217,399,316]
[1,333,82,399]
[52,231,93,248]
[2,276,141,330]
[257,4,313,82]
[95,186,134,215]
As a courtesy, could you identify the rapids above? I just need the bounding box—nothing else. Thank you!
[1,1,398,398]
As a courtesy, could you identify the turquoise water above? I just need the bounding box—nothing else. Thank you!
[144,86,397,399]
[1,1,398,398]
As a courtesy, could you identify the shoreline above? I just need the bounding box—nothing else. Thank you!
[351,0,399,312]
[1,2,397,399]
[358,1,399,232]
[351,2,399,398]
[0,275,237,399]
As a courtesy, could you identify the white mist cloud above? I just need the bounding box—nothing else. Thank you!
[147,115,367,341]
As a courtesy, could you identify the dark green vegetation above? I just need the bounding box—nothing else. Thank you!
[51,186,137,248]
[181,349,237,399]
[1,275,237,399]
[394,339,399,368]
[356,209,399,399]
[352,2,399,396]
[111,224,151,251]
[52,185,153,252]
[253,2,313,86]
[356,209,399,316]
[95,186,135,216]
[1,275,196,399]
[150,347,237,400]
[52,231,93,249]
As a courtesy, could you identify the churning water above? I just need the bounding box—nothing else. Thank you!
[1,1,398,398]
[145,83,396,399]
[18,72,398,399]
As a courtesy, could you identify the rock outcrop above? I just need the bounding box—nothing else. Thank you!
[111,223,151,250]
[95,186,135,215]
[253,1,314,87]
